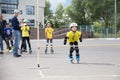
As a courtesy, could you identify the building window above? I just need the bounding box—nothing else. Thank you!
[28,19,35,27]
[1,4,17,14]
[26,5,35,15]
[1,0,18,4]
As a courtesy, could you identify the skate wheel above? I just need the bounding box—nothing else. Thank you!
[77,60,80,64]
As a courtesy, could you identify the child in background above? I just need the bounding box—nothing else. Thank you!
[4,23,13,52]
[64,23,82,63]
[20,18,27,52]
[20,19,32,54]
[45,22,54,54]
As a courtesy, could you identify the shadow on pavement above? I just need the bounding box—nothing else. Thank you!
[74,62,119,67]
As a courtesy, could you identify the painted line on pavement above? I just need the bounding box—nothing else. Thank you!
[39,43,120,48]
[84,38,120,40]
[38,68,45,78]
[43,75,120,78]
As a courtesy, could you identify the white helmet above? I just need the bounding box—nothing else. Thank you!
[69,23,78,28]
[14,9,19,13]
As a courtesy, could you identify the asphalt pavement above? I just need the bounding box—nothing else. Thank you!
[0,38,120,80]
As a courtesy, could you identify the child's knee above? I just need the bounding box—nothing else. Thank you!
[70,47,74,53]
[70,47,74,50]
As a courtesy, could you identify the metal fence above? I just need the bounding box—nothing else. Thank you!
[79,25,120,38]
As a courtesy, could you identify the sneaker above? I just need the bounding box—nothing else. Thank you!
[11,46,14,49]
[6,49,9,53]
[29,49,32,54]
[14,54,21,57]
[22,50,27,52]
[9,49,13,53]
[0,52,4,55]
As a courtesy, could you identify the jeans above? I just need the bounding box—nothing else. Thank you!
[13,30,21,56]
[0,35,3,51]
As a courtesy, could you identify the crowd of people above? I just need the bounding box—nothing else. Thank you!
[0,9,32,57]
[0,9,82,63]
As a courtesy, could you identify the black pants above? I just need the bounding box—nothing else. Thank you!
[69,41,79,57]
[5,37,13,50]
[47,39,52,43]
[21,37,31,50]
[21,38,27,50]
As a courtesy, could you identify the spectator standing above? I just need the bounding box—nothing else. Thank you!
[11,9,21,57]
[0,14,7,54]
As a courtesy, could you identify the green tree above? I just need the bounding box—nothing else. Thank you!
[44,0,53,23]
[82,0,114,25]
[65,0,90,25]
[56,3,64,19]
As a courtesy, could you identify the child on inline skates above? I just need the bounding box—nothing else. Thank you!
[64,23,82,63]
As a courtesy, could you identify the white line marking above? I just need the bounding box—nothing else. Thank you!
[38,68,45,78]
[43,75,120,78]
[39,44,120,48]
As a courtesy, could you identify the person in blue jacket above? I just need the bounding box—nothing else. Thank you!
[4,23,13,52]
[11,9,21,57]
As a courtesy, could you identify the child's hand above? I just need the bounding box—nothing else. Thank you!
[80,39,82,42]
[64,42,66,45]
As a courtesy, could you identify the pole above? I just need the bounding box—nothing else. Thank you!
[64,18,67,33]
[36,0,40,67]
[114,0,117,38]
[110,0,112,37]
[102,0,104,38]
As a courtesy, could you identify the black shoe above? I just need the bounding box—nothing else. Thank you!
[45,49,47,54]
[0,52,4,55]
[22,50,27,52]
[29,50,32,54]
[14,54,21,57]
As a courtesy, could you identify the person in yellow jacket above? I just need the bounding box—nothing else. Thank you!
[20,19,32,54]
[45,22,54,54]
[64,23,82,63]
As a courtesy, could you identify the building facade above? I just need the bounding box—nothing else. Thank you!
[0,0,45,28]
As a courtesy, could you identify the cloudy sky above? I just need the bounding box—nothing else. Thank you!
[49,0,71,12]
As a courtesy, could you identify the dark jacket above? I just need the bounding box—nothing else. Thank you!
[0,20,7,35]
[11,16,20,30]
